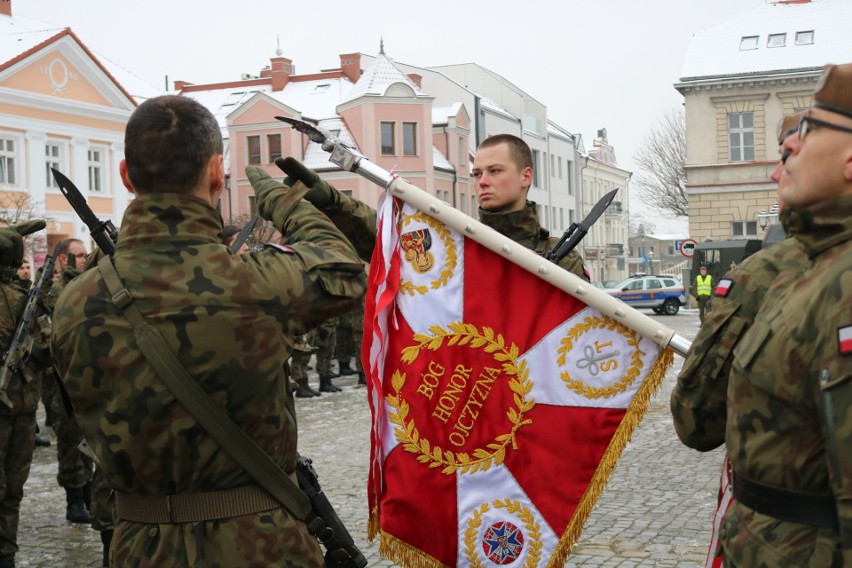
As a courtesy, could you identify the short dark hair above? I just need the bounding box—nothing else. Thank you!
[55,238,84,257]
[124,95,223,195]
[477,134,533,172]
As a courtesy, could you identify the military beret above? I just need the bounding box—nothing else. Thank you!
[813,63,852,120]
[776,111,805,145]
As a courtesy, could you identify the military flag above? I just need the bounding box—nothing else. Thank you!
[363,194,674,567]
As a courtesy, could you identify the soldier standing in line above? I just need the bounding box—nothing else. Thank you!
[349,296,366,386]
[671,112,808,565]
[0,219,47,568]
[313,318,341,393]
[678,62,852,566]
[50,95,366,567]
[43,238,93,524]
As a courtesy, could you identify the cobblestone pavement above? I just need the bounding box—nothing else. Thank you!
[16,310,719,567]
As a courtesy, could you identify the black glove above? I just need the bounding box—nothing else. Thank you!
[274,157,336,209]
[0,219,46,267]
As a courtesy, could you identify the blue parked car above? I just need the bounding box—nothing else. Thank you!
[604,275,687,315]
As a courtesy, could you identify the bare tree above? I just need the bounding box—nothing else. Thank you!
[632,109,688,218]
[0,192,52,261]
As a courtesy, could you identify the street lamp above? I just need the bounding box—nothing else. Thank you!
[757,203,779,231]
[648,249,654,274]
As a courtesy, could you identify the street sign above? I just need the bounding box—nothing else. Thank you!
[680,238,697,258]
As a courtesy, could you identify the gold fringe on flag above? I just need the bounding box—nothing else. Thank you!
[368,506,380,541]
[547,347,674,568]
[379,530,447,568]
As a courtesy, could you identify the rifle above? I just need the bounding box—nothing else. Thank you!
[51,168,118,256]
[0,242,62,410]
[297,456,367,568]
[546,187,619,263]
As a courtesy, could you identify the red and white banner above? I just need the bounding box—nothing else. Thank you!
[363,195,673,567]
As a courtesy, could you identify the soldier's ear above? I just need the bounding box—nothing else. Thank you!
[119,160,136,195]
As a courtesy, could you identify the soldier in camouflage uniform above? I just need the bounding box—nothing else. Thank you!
[676,63,852,567]
[333,312,356,377]
[43,239,95,525]
[0,219,47,568]
[50,96,366,567]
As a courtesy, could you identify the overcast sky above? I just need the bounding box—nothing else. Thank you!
[17,0,769,233]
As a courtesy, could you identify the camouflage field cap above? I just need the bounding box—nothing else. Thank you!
[813,63,852,120]
[776,111,805,145]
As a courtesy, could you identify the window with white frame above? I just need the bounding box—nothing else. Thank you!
[247,136,261,165]
[460,192,467,213]
[531,150,540,187]
[459,136,466,168]
[0,138,16,185]
[739,36,759,50]
[795,30,814,45]
[88,148,103,193]
[728,112,755,162]
[767,33,786,48]
[45,142,63,188]
[731,220,758,238]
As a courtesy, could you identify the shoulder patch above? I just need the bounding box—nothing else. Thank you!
[838,326,852,355]
[263,243,295,254]
[714,279,734,297]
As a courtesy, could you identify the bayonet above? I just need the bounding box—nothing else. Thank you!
[546,188,619,263]
[51,168,118,256]
[229,217,257,254]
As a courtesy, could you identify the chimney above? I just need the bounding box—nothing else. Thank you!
[270,56,292,91]
[339,53,361,84]
[0,1,11,17]
[407,74,422,89]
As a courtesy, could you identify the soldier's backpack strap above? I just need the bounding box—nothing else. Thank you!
[96,256,311,522]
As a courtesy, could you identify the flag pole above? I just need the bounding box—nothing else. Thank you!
[278,117,692,357]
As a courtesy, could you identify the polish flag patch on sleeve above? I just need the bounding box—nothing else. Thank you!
[714,278,734,297]
[838,326,852,355]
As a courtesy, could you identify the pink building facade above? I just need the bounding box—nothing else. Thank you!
[178,50,473,223]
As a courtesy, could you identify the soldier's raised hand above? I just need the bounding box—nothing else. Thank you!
[275,157,336,209]
[0,219,46,268]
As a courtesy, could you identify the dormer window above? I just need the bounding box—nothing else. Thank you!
[740,36,759,51]
[795,30,814,45]
[767,33,786,48]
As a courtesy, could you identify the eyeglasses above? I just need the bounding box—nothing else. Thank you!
[798,116,852,141]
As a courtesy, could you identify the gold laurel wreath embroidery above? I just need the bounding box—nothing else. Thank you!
[557,316,645,399]
[463,499,542,568]
[398,211,457,296]
[386,323,534,475]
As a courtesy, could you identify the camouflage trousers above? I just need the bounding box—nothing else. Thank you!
[697,295,712,324]
[334,301,364,373]
[50,391,94,489]
[0,413,35,557]
[290,349,312,385]
[313,320,336,377]
[112,508,324,567]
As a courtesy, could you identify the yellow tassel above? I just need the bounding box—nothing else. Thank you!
[379,530,448,567]
[548,348,674,568]
[368,506,380,542]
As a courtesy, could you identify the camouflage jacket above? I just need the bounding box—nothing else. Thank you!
[719,194,852,567]
[478,201,588,280]
[50,192,365,565]
[671,236,808,451]
[0,270,37,415]
[318,183,588,280]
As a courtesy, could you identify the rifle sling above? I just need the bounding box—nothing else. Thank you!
[96,256,311,522]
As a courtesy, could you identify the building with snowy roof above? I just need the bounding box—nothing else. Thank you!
[674,0,852,243]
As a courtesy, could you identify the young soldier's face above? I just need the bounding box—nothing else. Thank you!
[472,143,531,213]
[17,263,30,280]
